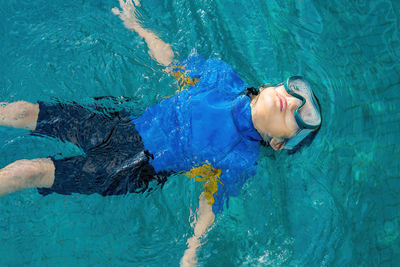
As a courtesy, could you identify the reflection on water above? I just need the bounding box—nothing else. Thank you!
[0,0,399,265]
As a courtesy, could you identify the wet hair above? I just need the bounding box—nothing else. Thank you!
[245,86,322,152]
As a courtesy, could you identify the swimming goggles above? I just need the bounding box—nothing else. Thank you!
[281,76,321,149]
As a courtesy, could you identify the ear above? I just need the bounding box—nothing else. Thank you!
[269,137,285,151]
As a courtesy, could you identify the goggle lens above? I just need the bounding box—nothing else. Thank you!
[284,76,321,130]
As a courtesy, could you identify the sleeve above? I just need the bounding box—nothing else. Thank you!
[212,163,258,214]
[212,141,260,214]
[180,53,246,96]
[170,65,199,89]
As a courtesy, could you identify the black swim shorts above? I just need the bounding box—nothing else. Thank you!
[33,101,168,196]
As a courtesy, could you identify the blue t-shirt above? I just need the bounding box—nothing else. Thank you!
[133,54,262,213]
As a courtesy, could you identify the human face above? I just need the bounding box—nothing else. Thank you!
[250,85,302,141]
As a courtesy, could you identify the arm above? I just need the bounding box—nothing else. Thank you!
[181,163,220,266]
[180,192,215,267]
[112,0,174,67]
[113,0,199,91]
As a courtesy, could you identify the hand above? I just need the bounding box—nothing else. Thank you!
[180,237,200,267]
[112,0,141,30]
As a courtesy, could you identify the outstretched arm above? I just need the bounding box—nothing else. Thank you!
[112,0,174,67]
[180,192,215,267]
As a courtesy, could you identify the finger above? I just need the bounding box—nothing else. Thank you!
[119,0,134,19]
[133,0,141,6]
[119,0,126,10]
[125,0,135,12]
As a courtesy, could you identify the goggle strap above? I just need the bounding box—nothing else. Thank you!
[284,129,313,150]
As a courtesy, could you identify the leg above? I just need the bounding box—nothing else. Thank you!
[32,101,123,150]
[0,158,55,197]
[0,101,39,130]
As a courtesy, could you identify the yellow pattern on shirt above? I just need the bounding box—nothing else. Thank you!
[185,164,223,206]
[171,65,199,92]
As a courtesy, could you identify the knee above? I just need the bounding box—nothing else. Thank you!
[4,158,55,189]
[6,159,40,188]
[1,101,39,130]
[26,159,55,188]
[10,101,39,119]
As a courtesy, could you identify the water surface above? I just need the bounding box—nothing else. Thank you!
[1,0,399,265]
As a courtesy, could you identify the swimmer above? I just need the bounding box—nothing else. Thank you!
[0,1,322,266]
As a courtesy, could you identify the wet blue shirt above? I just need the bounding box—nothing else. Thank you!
[133,54,262,213]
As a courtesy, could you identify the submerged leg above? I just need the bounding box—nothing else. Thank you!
[0,101,39,130]
[0,158,55,197]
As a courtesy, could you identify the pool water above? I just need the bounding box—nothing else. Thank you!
[1,0,400,266]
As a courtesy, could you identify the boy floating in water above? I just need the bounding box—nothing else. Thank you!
[0,0,321,266]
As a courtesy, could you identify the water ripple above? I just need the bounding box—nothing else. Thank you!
[1,0,400,265]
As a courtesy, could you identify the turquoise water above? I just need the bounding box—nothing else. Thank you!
[1,0,399,266]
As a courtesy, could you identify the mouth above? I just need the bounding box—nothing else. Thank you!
[277,93,287,112]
